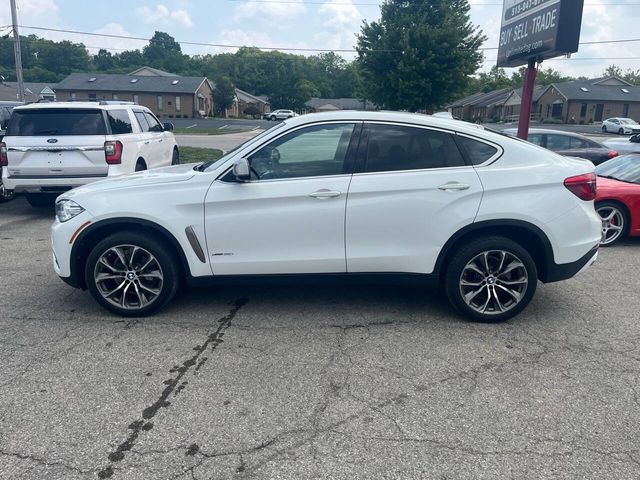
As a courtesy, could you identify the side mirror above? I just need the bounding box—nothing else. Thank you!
[232,158,251,182]
[163,122,174,131]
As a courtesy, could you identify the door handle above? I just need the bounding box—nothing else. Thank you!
[438,182,470,191]
[309,189,341,199]
[144,141,150,144]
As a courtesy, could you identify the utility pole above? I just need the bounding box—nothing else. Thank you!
[516,58,537,141]
[10,0,25,102]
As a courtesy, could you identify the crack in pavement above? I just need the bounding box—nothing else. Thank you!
[0,449,94,475]
[96,298,248,479]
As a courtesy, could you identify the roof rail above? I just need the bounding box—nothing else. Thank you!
[98,100,136,105]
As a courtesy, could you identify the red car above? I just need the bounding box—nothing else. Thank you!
[595,154,640,245]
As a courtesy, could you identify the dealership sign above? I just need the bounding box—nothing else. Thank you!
[497,0,584,67]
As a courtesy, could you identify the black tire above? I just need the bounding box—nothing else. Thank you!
[619,128,625,135]
[135,159,147,172]
[444,236,538,323]
[0,181,14,202]
[171,147,180,165]
[25,192,57,208]
[84,231,180,317]
[602,125,607,133]
[596,201,628,246]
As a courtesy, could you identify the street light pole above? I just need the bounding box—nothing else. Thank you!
[10,0,25,102]
[516,57,538,140]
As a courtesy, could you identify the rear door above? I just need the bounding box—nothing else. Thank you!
[345,123,485,274]
[4,108,108,179]
[143,111,171,167]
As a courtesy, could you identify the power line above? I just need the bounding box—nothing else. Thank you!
[16,24,640,55]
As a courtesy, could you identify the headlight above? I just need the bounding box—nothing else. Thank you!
[55,199,85,222]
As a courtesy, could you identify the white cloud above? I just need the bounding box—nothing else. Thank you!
[210,29,277,53]
[313,0,363,56]
[1,0,59,27]
[233,0,306,21]
[135,4,194,28]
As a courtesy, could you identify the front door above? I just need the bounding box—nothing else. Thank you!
[346,123,485,274]
[204,122,359,275]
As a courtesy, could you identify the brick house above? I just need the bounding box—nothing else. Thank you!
[55,70,214,118]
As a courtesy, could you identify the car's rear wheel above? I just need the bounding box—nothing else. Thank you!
[171,147,180,165]
[444,236,537,322]
[25,192,57,208]
[596,201,627,246]
[85,231,180,317]
[0,181,14,202]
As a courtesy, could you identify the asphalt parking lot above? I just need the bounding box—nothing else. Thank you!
[1,196,640,479]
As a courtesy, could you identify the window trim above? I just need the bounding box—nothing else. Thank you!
[216,121,362,183]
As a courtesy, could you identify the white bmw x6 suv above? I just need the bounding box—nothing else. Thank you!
[1,102,178,207]
[51,111,601,322]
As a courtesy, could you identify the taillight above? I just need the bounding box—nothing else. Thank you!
[607,150,619,159]
[564,172,596,201]
[105,140,123,165]
[0,142,7,167]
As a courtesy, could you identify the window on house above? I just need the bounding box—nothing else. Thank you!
[133,95,139,105]
[112,93,119,100]
[157,95,163,111]
[580,103,587,117]
[175,96,181,112]
[623,103,630,117]
[70,92,77,101]
[88,93,96,101]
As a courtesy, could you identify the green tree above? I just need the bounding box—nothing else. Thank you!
[356,0,486,111]
[94,49,116,71]
[603,64,623,78]
[213,76,236,117]
[142,31,187,72]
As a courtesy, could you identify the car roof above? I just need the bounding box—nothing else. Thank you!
[503,127,595,138]
[283,110,488,137]
[13,102,144,111]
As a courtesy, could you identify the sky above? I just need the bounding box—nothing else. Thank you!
[1,0,639,79]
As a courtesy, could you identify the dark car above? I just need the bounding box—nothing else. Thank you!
[502,128,618,165]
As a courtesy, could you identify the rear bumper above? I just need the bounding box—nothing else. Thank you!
[541,246,599,283]
[3,175,107,192]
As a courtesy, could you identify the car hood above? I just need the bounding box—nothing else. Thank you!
[63,163,198,199]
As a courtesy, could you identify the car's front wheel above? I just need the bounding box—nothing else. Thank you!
[444,236,537,322]
[172,147,180,165]
[602,125,608,133]
[619,128,625,135]
[85,231,180,317]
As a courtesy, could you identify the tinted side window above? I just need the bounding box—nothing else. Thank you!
[546,135,572,151]
[570,137,589,149]
[107,109,133,135]
[144,112,163,132]
[7,109,106,136]
[134,111,149,132]
[457,136,499,164]
[527,134,544,147]
[364,125,465,173]
[248,123,355,180]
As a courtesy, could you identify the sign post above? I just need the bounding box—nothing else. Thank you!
[497,0,584,139]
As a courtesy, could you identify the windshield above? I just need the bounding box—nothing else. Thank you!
[596,154,640,184]
[198,122,286,171]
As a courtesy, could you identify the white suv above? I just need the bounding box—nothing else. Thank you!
[1,102,178,207]
[265,109,297,121]
[50,111,601,322]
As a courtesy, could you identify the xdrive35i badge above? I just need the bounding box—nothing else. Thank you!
[47,138,58,144]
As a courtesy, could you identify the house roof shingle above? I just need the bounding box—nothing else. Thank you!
[550,76,640,102]
[55,73,209,94]
[305,97,376,110]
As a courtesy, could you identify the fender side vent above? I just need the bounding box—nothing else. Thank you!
[185,226,206,263]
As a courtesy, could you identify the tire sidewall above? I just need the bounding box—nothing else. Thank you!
[444,236,538,323]
[172,148,180,165]
[85,231,180,317]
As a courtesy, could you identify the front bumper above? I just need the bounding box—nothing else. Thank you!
[51,211,93,285]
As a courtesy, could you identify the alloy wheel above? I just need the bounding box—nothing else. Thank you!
[459,250,529,316]
[93,244,164,310]
[597,206,624,245]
